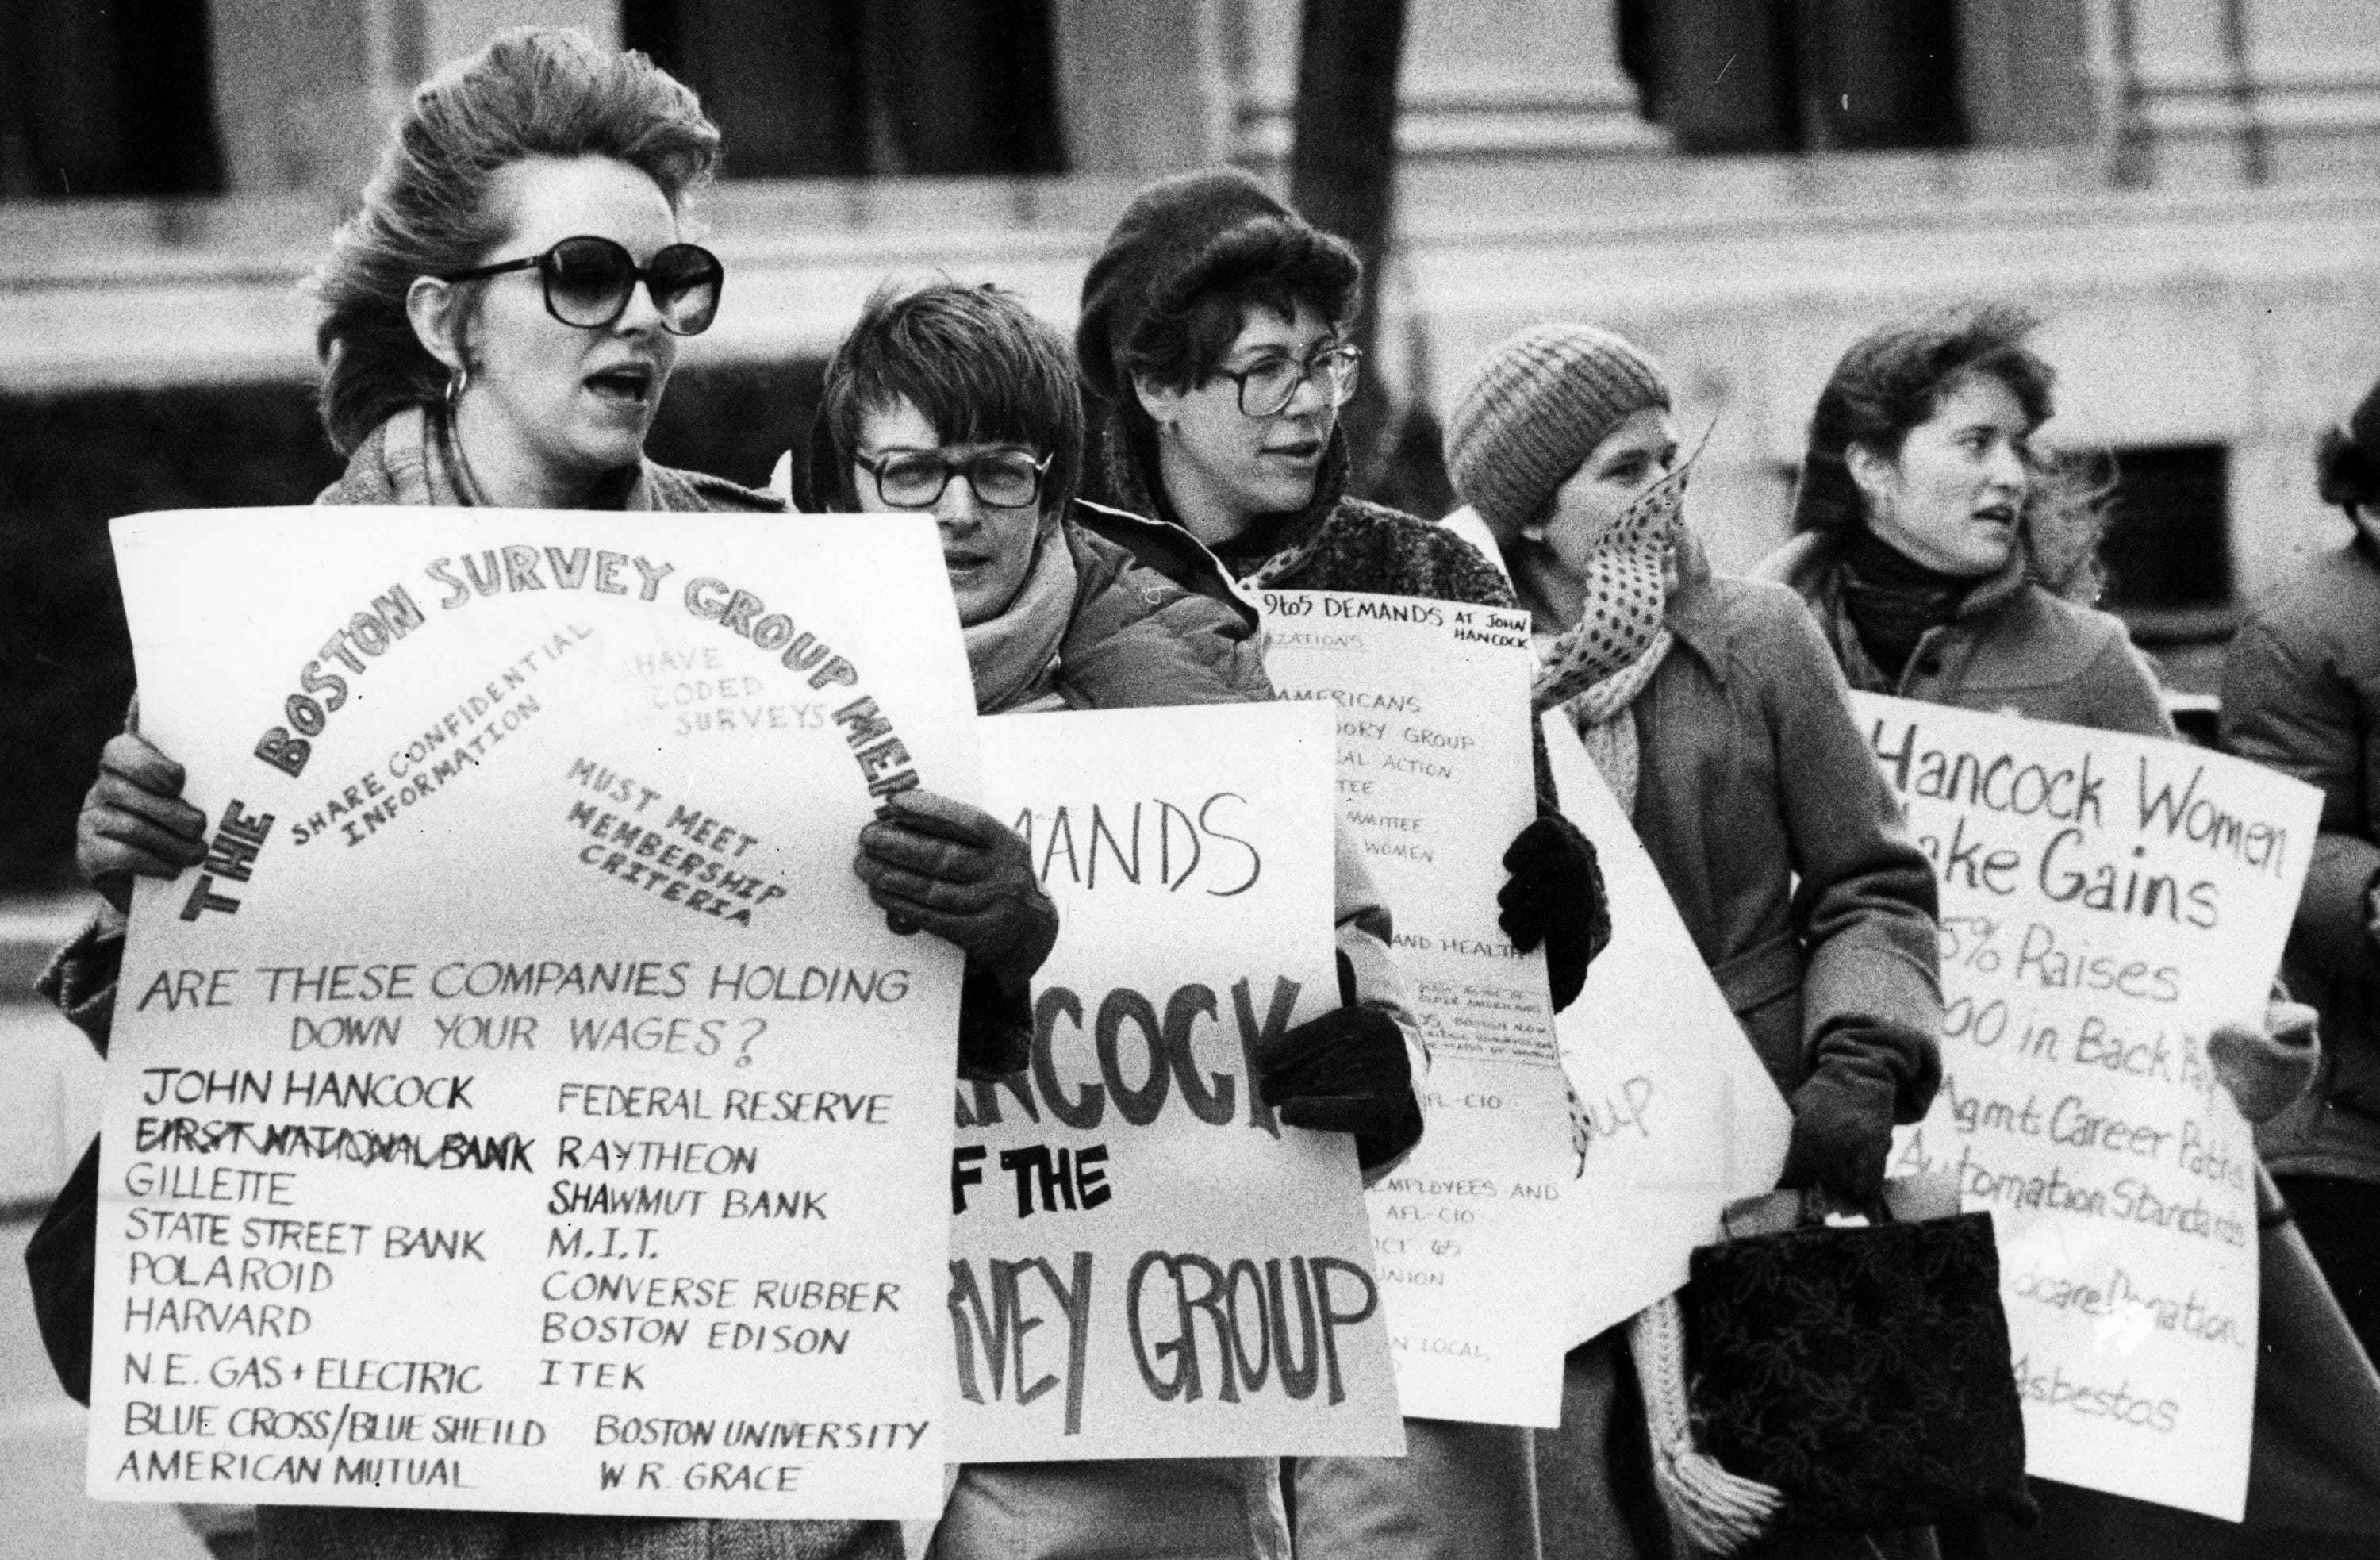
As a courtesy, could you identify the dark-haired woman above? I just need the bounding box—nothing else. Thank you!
[2224,379,2380,1366]
[1767,307,2328,1560]
[808,277,1430,1560]
[1756,304,2169,738]
[49,30,1042,1560]
[1076,169,1607,1560]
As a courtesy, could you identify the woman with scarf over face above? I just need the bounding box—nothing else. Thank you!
[50,33,1054,1560]
[1074,169,1609,1560]
[1760,308,2332,1559]
[806,279,1429,1560]
[1445,325,1945,1560]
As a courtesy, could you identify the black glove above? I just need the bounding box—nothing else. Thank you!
[1779,1065,1898,1206]
[956,967,1033,1082]
[1256,1005,1423,1170]
[854,790,1058,991]
[1498,813,1609,1013]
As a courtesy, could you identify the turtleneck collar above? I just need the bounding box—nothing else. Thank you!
[1838,526,1994,682]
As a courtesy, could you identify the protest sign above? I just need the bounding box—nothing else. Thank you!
[948,702,1403,1460]
[88,508,977,1520]
[1259,589,1571,1426]
[1538,713,1793,1348]
[1851,692,2321,1522]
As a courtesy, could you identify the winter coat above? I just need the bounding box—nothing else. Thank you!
[2221,540,2380,1184]
[1633,540,1944,1115]
[1757,532,2174,737]
[1053,501,1273,708]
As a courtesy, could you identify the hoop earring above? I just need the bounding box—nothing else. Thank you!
[444,364,470,413]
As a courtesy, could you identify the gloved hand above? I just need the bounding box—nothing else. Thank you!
[1257,1005,1424,1170]
[1498,813,1609,1013]
[1779,1065,1898,1206]
[854,791,1058,993]
[77,731,208,916]
[2207,1001,2320,1124]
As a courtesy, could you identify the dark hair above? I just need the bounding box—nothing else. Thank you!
[1119,221,1361,396]
[2317,425,2380,515]
[311,27,720,455]
[808,280,1084,517]
[1793,303,2057,537]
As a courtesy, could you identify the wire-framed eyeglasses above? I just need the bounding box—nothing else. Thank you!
[440,236,724,336]
[856,448,1053,510]
[1214,343,1363,417]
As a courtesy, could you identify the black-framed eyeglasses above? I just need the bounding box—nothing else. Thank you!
[1214,343,1363,417]
[440,236,724,336]
[856,448,1053,510]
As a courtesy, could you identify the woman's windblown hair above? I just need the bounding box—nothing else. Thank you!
[1795,302,2111,602]
[310,27,718,454]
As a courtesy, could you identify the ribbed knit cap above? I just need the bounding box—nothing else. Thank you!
[1447,325,1672,542]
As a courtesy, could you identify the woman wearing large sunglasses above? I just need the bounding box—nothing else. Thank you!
[43,28,931,1560]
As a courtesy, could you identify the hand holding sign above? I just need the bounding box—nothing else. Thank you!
[1256,1004,1423,1168]
[854,790,1058,990]
[78,730,209,914]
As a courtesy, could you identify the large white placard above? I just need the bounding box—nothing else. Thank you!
[947,703,1404,1460]
[1851,692,2320,1522]
[90,508,978,1520]
[1259,590,1571,1426]
[1538,713,1793,1348]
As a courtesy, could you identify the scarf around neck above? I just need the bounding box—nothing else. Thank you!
[1837,526,1975,682]
[965,518,1081,715]
[320,404,697,512]
[1525,459,1693,809]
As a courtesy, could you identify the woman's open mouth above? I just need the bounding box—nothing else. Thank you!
[1264,439,1323,463]
[584,363,655,405]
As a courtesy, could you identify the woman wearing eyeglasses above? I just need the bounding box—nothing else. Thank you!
[44,29,950,1560]
[1073,169,1607,1560]
[808,279,1423,1560]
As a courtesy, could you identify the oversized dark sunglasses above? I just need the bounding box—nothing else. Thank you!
[441,236,724,336]
[856,448,1052,510]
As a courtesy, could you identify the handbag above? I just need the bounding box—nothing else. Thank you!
[23,1134,99,1406]
[1681,1174,2036,1533]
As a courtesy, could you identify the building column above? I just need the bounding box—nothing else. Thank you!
[2102,0,2380,187]
[1230,0,1663,207]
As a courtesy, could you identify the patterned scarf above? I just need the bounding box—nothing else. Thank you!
[1526,459,1693,810]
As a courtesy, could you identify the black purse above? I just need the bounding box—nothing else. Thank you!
[1681,1178,2037,1533]
[23,1135,99,1405]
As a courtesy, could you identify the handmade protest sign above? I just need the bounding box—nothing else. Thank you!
[89,509,977,1520]
[1259,590,1571,1426]
[948,702,1403,1460]
[1538,713,1793,1348]
[1851,692,2320,1522]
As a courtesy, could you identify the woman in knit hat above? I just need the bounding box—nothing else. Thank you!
[1447,323,1946,1560]
[1077,169,1609,1560]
